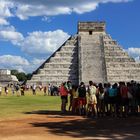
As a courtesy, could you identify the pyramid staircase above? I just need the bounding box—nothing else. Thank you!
[79,33,107,84]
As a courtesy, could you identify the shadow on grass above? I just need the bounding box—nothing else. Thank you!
[25,110,140,140]
[25,110,62,115]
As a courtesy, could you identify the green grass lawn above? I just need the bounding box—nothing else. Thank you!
[0,89,61,119]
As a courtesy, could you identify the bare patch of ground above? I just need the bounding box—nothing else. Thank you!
[0,111,140,140]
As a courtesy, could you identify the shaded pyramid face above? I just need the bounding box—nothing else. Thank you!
[27,22,140,86]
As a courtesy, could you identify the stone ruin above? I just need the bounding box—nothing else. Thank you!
[0,69,18,87]
[27,21,140,86]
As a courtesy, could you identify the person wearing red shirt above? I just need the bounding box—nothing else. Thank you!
[59,82,68,113]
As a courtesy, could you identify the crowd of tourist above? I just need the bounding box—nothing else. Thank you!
[0,80,140,118]
[0,83,59,96]
[59,80,140,118]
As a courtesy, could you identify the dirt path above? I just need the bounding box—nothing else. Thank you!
[0,111,140,140]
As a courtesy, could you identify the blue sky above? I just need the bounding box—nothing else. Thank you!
[0,0,140,73]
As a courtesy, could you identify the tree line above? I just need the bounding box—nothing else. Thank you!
[11,70,32,82]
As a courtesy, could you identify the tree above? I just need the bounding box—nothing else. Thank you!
[26,73,32,80]
[11,70,19,76]
[11,70,31,82]
[17,72,27,81]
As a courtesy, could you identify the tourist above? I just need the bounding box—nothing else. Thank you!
[39,84,43,91]
[59,82,68,114]
[67,81,73,111]
[127,82,133,114]
[87,81,97,117]
[120,82,129,117]
[15,84,20,96]
[50,84,54,96]
[32,84,36,95]
[98,83,105,117]
[48,84,51,96]
[20,85,25,96]
[108,83,118,117]
[53,86,59,96]
[71,85,78,113]
[131,81,139,115]
[104,83,109,115]
[11,84,15,95]
[78,82,87,115]
[136,83,140,113]
[4,86,8,96]
[43,86,47,96]
[116,82,122,117]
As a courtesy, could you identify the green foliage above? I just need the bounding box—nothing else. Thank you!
[26,73,32,80]
[17,72,27,81]
[11,69,19,75]
[11,69,32,81]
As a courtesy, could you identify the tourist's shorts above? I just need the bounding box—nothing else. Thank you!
[109,96,116,104]
[88,94,97,105]
[78,97,87,106]
[61,96,68,103]
[72,98,79,108]
[121,98,129,106]
[138,98,140,105]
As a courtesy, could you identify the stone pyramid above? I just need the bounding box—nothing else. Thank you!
[27,22,140,86]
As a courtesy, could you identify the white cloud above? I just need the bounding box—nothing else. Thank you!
[31,58,45,65]
[135,56,140,62]
[0,18,9,25]
[127,48,140,56]
[126,47,140,62]
[0,26,24,45]
[0,25,70,55]
[0,55,46,73]
[42,16,52,23]
[0,1,13,18]
[18,30,70,54]
[0,0,133,20]
[0,55,30,72]
[0,55,29,66]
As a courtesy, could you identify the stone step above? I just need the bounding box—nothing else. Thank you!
[104,52,128,57]
[106,62,140,68]
[31,75,78,82]
[55,51,77,57]
[103,40,118,45]
[107,70,140,75]
[65,40,77,45]
[103,35,112,40]
[61,46,77,51]
[39,69,78,75]
[44,63,78,69]
[107,67,140,70]
[81,42,101,46]
[49,57,78,63]
[105,58,135,62]
[107,73,140,78]
[63,45,76,48]
[82,47,102,51]
[105,56,130,59]
[104,46,122,51]
[108,78,140,84]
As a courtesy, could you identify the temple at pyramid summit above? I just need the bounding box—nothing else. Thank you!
[27,21,140,86]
